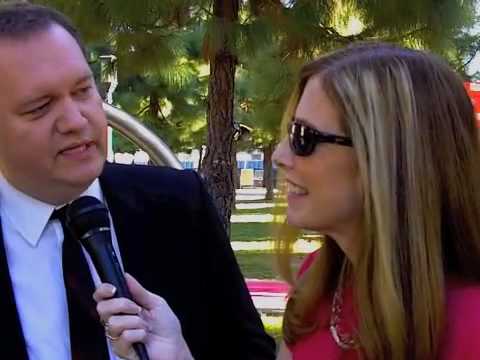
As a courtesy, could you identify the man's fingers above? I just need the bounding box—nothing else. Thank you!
[96,297,142,324]
[93,283,117,302]
[96,274,163,313]
[111,329,148,360]
[121,328,148,344]
[105,315,149,338]
[125,273,159,310]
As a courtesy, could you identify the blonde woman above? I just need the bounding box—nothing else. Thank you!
[273,43,480,360]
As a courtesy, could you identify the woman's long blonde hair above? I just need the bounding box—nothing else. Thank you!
[277,43,480,360]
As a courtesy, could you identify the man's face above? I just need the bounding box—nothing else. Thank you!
[0,25,107,205]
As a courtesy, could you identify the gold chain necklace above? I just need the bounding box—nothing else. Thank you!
[329,261,358,350]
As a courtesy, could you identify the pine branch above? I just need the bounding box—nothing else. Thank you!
[383,26,429,43]
[316,24,429,45]
[137,104,151,116]
[157,106,169,123]
[200,5,214,17]
[461,45,480,71]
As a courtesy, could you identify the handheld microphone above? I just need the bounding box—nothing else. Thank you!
[65,196,150,360]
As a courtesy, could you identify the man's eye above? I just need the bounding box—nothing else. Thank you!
[27,102,50,116]
[76,86,92,95]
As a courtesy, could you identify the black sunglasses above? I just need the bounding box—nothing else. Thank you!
[287,118,353,156]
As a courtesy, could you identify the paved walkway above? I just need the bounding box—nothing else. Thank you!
[246,279,289,314]
[235,187,270,201]
[235,188,289,313]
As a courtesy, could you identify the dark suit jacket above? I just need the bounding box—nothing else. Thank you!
[1,163,276,360]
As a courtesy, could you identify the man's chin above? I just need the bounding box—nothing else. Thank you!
[60,162,105,189]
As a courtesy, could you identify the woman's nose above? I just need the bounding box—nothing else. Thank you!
[272,137,294,170]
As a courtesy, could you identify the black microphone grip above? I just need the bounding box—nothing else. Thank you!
[81,229,150,360]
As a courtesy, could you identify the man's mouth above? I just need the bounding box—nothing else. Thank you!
[59,141,94,155]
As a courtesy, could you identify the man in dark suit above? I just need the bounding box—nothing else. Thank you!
[0,2,275,360]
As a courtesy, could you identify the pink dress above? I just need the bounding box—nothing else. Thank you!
[288,252,480,359]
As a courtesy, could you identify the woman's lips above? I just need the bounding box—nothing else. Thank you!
[286,180,308,195]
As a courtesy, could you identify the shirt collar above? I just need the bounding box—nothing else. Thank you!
[0,176,103,247]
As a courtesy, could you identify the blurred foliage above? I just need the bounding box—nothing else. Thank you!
[33,0,480,155]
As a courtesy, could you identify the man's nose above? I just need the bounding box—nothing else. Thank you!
[56,98,88,133]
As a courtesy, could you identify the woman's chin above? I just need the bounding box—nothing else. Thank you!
[286,210,310,229]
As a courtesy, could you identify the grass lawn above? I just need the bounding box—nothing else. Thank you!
[232,192,315,279]
[261,314,283,344]
[235,250,307,279]
[233,206,286,216]
[235,251,278,279]
[231,222,275,242]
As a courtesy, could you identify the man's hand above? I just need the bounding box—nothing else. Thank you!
[94,273,194,360]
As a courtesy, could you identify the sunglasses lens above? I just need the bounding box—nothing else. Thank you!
[289,123,315,156]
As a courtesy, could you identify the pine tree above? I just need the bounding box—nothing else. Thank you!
[37,0,480,233]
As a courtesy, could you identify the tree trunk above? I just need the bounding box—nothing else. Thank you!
[148,91,159,119]
[201,0,239,235]
[232,146,240,190]
[263,142,275,201]
[197,145,204,171]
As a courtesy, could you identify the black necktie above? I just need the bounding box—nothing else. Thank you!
[51,206,110,360]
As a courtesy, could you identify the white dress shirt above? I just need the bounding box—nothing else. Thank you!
[0,175,124,360]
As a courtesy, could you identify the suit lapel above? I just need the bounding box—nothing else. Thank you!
[99,164,152,283]
[0,217,29,359]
